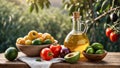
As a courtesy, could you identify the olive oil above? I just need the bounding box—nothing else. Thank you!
[64,33,89,58]
[64,12,89,58]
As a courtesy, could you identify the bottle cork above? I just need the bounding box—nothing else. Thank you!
[73,11,80,19]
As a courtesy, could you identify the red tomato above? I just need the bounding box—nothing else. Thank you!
[50,44,62,58]
[40,48,53,61]
[106,28,114,37]
[110,32,119,42]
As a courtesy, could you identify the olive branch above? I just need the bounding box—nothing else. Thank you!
[87,4,120,33]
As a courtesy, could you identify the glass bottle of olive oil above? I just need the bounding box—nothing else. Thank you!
[64,11,89,58]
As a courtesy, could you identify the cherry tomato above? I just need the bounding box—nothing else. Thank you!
[106,28,114,37]
[40,48,53,61]
[50,44,62,58]
[110,32,119,42]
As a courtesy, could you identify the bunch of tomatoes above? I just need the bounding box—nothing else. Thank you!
[40,44,61,60]
[40,44,70,61]
[106,27,119,42]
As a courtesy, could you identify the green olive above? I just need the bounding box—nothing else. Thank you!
[86,48,94,54]
[95,49,105,54]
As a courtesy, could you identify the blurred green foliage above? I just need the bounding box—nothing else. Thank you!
[0,0,71,53]
[26,0,51,13]
[0,0,120,53]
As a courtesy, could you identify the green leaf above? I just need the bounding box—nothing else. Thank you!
[75,5,80,12]
[29,3,34,13]
[106,14,111,24]
[69,5,76,15]
[37,0,44,9]
[34,3,39,13]
[45,1,51,8]
[68,5,73,11]
[39,2,44,9]
[36,58,41,61]
[95,2,101,11]
[101,0,110,11]
[64,3,69,10]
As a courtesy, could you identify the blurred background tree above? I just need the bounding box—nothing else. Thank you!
[0,0,120,53]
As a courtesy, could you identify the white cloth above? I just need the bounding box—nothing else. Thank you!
[18,56,64,68]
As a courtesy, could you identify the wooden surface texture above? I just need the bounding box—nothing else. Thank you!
[0,52,120,68]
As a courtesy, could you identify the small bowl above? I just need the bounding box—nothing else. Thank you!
[82,50,107,61]
[16,40,58,57]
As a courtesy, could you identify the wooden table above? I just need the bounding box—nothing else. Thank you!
[0,52,120,68]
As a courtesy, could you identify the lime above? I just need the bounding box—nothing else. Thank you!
[4,47,18,61]
[43,39,52,44]
[32,39,42,45]
[86,48,94,54]
[95,49,105,54]
[91,43,103,50]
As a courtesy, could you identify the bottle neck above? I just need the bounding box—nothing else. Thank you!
[72,17,80,31]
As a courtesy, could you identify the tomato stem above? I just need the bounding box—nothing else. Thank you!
[48,52,53,56]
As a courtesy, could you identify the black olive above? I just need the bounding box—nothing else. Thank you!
[110,13,118,22]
